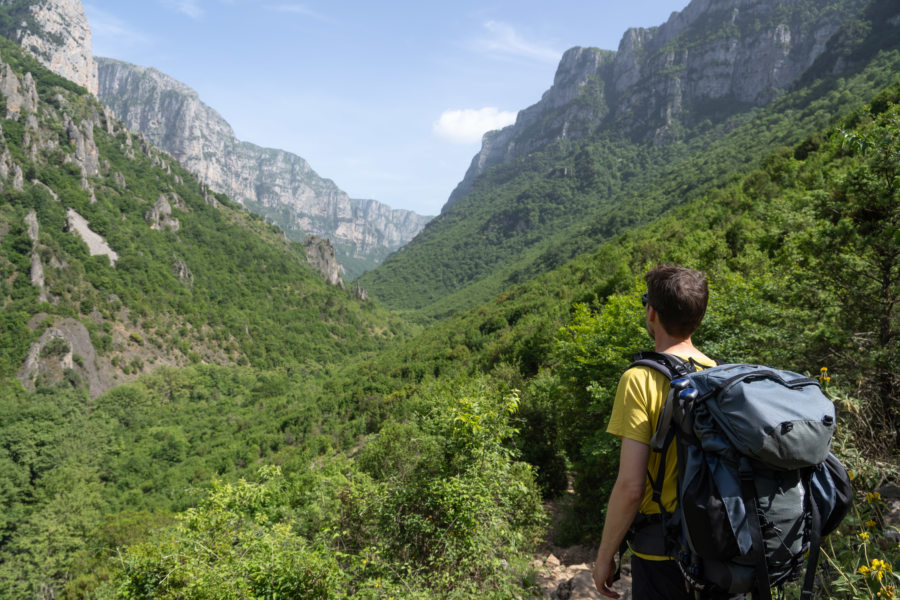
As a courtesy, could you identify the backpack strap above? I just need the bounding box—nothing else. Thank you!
[627,352,706,551]
[739,457,772,600]
[628,351,695,380]
[801,471,823,600]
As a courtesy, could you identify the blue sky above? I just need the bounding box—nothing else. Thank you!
[83,1,691,215]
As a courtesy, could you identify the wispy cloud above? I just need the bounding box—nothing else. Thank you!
[83,3,152,55]
[433,107,516,144]
[471,21,561,64]
[265,3,332,22]
[162,0,204,19]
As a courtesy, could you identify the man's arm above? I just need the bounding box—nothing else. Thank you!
[592,437,650,599]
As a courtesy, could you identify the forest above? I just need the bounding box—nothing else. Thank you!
[0,3,898,599]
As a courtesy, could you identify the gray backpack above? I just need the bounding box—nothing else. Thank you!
[628,354,852,600]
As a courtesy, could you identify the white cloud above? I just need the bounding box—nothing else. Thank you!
[266,3,331,21]
[433,107,516,144]
[471,21,561,64]
[162,0,204,19]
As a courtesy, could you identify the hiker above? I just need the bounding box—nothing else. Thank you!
[591,264,719,600]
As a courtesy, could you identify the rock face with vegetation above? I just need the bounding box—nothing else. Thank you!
[445,0,867,209]
[0,30,400,403]
[95,57,432,278]
[0,0,97,95]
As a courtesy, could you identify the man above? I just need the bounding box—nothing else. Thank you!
[592,264,715,600]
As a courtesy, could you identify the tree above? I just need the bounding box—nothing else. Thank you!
[804,104,900,448]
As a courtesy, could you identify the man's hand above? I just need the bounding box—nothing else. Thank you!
[592,555,621,599]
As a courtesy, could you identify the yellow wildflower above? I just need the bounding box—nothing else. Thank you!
[859,531,871,542]
[866,491,883,503]
[866,520,877,528]
[872,559,893,573]
[860,559,895,582]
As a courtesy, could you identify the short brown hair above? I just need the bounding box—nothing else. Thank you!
[644,264,708,338]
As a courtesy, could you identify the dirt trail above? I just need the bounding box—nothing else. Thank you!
[531,495,632,600]
[532,542,632,599]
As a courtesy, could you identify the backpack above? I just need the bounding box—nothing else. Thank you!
[627,352,853,600]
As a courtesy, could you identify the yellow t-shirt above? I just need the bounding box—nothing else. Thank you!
[606,356,714,560]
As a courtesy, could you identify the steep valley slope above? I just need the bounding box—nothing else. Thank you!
[358,0,900,318]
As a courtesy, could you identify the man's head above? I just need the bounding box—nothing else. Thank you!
[643,264,708,339]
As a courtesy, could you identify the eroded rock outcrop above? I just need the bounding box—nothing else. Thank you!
[303,235,344,289]
[18,316,111,398]
[146,194,180,232]
[0,63,38,116]
[25,210,49,303]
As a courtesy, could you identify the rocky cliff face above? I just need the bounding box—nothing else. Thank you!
[444,0,868,210]
[95,57,431,278]
[0,0,98,95]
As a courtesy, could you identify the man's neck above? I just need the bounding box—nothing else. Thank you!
[655,337,711,362]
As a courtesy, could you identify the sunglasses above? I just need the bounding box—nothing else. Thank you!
[641,293,650,308]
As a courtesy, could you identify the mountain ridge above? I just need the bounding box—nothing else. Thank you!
[0,32,402,399]
[95,57,432,279]
[360,0,896,316]
[444,0,867,212]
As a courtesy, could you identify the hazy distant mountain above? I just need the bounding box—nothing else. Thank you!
[95,58,431,279]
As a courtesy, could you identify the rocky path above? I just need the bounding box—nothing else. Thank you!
[531,493,632,600]
[532,543,631,600]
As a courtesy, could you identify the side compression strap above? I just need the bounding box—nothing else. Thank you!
[801,473,823,600]
[739,457,772,600]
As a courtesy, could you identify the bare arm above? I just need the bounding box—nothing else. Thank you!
[592,437,650,598]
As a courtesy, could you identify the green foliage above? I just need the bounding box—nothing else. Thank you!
[112,467,341,600]
[101,379,545,600]
[41,337,70,357]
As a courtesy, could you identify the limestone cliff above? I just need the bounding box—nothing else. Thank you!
[444,0,868,210]
[95,57,431,278]
[0,0,98,95]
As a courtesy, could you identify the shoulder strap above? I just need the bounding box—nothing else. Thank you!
[629,351,696,380]
[628,352,695,536]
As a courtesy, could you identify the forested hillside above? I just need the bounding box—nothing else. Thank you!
[0,0,898,598]
[0,34,403,394]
